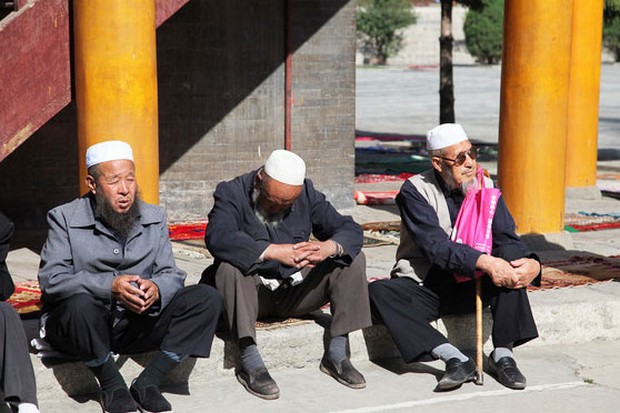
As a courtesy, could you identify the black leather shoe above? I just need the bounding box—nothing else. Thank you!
[436,358,477,391]
[489,356,527,390]
[320,357,366,389]
[235,366,280,400]
[129,383,171,413]
[100,387,138,413]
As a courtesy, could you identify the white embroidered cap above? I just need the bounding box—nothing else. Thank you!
[86,140,134,169]
[426,123,469,151]
[264,149,306,186]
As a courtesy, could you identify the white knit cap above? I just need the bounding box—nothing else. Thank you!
[426,123,469,151]
[85,140,134,169]
[264,149,306,186]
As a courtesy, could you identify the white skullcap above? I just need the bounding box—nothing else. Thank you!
[86,140,134,169]
[264,149,306,186]
[426,123,469,151]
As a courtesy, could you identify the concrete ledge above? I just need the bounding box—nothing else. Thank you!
[26,282,620,397]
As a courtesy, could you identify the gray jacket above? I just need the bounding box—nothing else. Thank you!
[38,195,185,315]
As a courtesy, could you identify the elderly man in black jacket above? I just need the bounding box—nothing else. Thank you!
[203,149,371,400]
[369,123,540,392]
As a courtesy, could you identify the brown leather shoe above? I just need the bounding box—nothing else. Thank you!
[235,366,280,400]
[320,357,366,389]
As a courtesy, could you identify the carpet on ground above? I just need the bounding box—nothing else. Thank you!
[564,211,620,232]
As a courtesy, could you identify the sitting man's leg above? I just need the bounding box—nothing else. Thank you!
[275,252,372,389]
[368,276,477,391]
[484,278,538,390]
[214,262,280,400]
[438,276,538,390]
[44,293,137,413]
[0,302,40,413]
[114,284,224,412]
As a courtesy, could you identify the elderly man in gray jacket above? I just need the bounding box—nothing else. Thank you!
[38,141,223,413]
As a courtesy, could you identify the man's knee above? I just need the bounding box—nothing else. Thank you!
[177,284,224,314]
[50,293,107,324]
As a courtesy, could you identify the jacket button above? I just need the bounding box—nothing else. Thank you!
[113,249,120,254]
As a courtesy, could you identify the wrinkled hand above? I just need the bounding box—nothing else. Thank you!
[264,241,337,269]
[510,257,541,288]
[112,275,160,314]
[476,255,520,289]
[477,255,541,289]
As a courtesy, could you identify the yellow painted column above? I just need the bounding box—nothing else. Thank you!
[566,0,604,188]
[74,0,159,204]
[498,0,574,234]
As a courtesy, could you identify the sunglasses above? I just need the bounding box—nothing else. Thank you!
[436,147,478,166]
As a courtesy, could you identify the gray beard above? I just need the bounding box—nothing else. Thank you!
[444,168,478,195]
[93,192,141,239]
[252,188,285,229]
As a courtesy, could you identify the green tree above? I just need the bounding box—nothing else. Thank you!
[604,0,620,61]
[357,0,416,65]
[463,0,504,64]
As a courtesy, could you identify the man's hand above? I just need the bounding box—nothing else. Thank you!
[476,255,541,289]
[476,254,520,289]
[293,241,338,266]
[263,240,338,268]
[510,257,541,289]
[112,275,160,314]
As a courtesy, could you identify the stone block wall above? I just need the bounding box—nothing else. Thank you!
[0,0,357,231]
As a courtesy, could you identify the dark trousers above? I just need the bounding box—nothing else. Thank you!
[368,274,538,363]
[44,284,223,361]
[213,252,372,342]
[0,302,37,405]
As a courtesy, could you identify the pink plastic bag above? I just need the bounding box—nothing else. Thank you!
[450,167,502,283]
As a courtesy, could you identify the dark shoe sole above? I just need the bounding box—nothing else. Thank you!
[319,361,367,390]
[134,404,172,413]
[236,372,280,400]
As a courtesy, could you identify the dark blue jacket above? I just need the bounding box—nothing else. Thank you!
[205,169,362,279]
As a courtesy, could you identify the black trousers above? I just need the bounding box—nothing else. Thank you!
[368,274,538,363]
[44,284,223,361]
[0,302,38,406]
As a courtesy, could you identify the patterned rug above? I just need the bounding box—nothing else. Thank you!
[530,255,620,291]
[564,212,620,232]
[7,280,43,314]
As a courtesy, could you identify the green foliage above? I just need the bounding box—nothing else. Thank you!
[604,0,620,61]
[603,15,620,61]
[463,0,504,64]
[357,0,416,65]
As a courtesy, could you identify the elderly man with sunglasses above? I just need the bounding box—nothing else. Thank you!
[368,123,541,392]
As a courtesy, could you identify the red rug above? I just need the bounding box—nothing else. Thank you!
[168,221,208,241]
[7,280,43,314]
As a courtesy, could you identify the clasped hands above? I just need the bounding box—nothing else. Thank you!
[112,275,160,314]
[264,240,338,269]
[476,254,541,289]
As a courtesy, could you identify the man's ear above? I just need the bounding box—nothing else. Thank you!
[85,175,97,194]
[431,156,443,173]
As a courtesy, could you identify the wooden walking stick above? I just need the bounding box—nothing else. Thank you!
[475,275,484,385]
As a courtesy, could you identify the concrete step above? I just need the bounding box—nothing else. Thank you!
[24,281,620,397]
